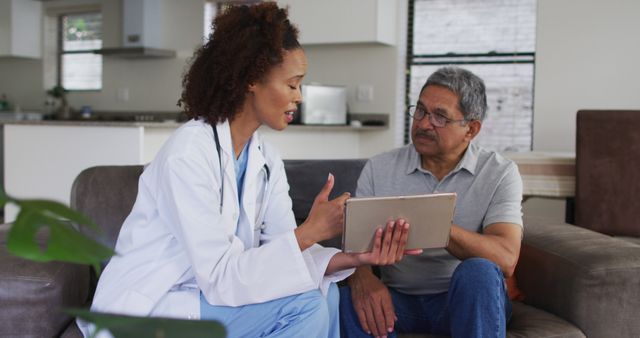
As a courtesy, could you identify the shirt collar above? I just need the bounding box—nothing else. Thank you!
[406,144,423,174]
[454,143,479,176]
[405,142,479,176]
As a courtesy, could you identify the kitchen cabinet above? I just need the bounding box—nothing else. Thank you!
[278,0,396,45]
[0,0,42,58]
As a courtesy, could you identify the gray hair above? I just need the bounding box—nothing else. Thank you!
[421,67,487,121]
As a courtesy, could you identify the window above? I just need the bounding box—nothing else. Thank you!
[58,12,102,91]
[405,0,536,152]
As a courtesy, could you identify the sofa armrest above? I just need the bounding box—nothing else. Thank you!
[516,217,640,338]
[0,223,91,337]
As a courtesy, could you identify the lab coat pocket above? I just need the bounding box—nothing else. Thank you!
[120,290,155,316]
[153,288,200,320]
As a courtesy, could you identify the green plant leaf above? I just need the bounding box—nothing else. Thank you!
[0,188,9,205]
[20,199,99,230]
[7,209,115,264]
[6,199,115,269]
[67,308,226,338]
[6,210,43,261]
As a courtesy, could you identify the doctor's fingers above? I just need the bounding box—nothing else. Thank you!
[377,221,396,264]
[331,191,351,205]
[314,173,335,202]
[328,192,349,222]
[384,219,407,262]
[391,221,411,263]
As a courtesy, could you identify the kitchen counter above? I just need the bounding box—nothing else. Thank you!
[3,119,388,131]
[3,119,184,128]
[3,122,179,222]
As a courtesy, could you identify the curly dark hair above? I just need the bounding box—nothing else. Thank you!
[178,2,300,124]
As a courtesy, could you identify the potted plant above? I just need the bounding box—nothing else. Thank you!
[46,85,71,120]
[0,189,226,337]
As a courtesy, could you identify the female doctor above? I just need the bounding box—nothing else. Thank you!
[83,3,419,338]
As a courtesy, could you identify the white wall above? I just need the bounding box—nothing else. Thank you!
[62,0,204,112]
[304,44,399,158]
[534,0,640,152]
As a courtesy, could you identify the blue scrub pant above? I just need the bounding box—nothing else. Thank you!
[200,282,340,338]
[339,258,511,338]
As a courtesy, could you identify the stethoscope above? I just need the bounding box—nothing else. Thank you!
[212,125,270,228]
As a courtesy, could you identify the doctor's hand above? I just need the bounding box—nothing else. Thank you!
[295,173,350,251]
[352,219,423,267]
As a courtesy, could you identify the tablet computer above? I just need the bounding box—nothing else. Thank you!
[342,193,457,253]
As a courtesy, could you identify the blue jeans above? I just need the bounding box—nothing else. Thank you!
[200,283,340,338]
[340,258,512,338]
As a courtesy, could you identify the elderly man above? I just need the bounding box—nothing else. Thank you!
[339,67,523,338]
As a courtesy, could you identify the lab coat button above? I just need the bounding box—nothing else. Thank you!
[233,212,238,220]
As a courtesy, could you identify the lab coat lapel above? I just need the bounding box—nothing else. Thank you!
[214,122,239,214]
[243,132,267,247]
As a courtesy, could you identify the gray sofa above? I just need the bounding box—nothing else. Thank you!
[2,159,640,337]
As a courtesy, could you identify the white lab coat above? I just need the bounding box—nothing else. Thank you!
[81,119,352,335]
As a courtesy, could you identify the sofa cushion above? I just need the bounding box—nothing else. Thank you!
[396,302,584,338]
[0,223,90,337]
[616,236,640,246]
[505,301,585,338]
[70,165,144,251]
[519,217,640,338]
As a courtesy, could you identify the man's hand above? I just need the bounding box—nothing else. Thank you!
[349,267,396,337]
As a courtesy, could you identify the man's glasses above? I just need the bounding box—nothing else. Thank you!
[407,105,467,128]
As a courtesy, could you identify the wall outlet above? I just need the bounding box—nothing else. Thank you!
[356,85,374,102]
[116,88,130,102]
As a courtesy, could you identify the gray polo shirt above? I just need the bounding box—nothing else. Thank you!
[356,143,523,295]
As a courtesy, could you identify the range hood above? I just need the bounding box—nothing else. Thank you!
[94,0,175,59]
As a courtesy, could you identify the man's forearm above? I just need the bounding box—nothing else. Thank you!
[349,264,373,281]
[446,224,521,277]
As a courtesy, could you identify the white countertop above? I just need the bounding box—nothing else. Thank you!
[3,120,388,131]
[2,119,184,128]
[503,151,576,198]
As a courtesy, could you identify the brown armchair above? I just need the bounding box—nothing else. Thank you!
[575,110,640,243]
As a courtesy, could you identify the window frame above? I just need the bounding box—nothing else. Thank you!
[56,11,103,92]
[403,0,536,148]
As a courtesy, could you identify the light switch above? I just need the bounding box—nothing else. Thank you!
[116,88,130,102]
[356,85,374,102]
